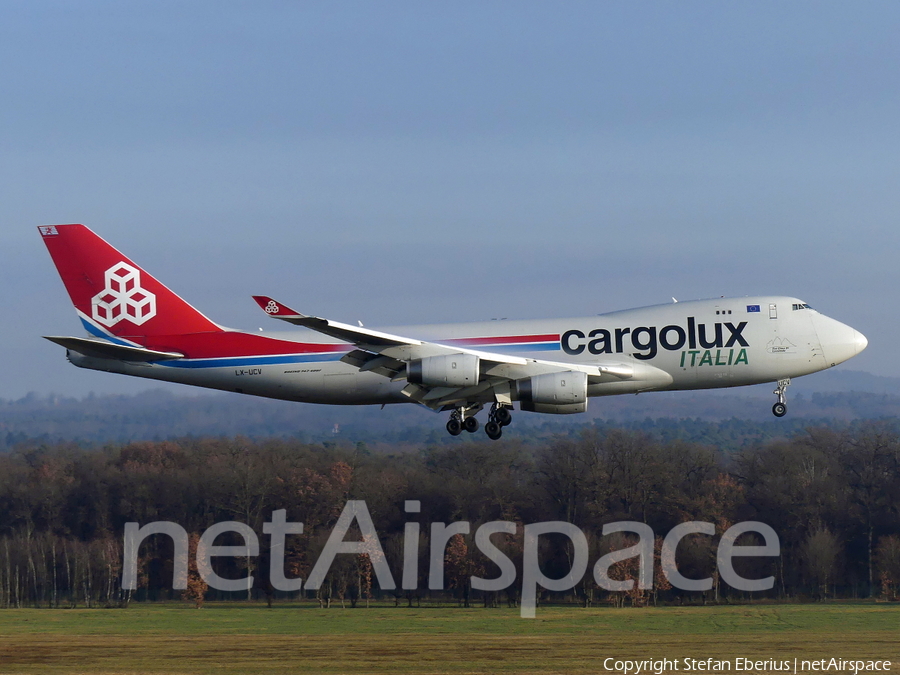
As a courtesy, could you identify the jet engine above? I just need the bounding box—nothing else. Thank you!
[407,353,479,387]
[518,370,587,414]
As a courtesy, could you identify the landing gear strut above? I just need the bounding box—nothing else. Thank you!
[772,378,790,417]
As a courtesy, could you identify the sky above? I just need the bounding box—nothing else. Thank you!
[1,1,898,398]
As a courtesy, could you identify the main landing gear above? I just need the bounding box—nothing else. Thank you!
[446,403,512,440]
[485,403,513,440]
[772,378,791,417]
[446,405,482,436]
[446,411,463,436]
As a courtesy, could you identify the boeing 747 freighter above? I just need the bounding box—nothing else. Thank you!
[39,225,867,439]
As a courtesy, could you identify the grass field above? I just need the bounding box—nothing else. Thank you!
[0,602,897,675]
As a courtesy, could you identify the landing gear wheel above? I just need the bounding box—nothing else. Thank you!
[446,418,463,436]
[495,407,512,427]
[463,416,479,433]
[485,421,502,440]
[772,378,791,418]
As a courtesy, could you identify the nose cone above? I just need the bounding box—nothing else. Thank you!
[854,329,868,354]
[815,314,868,366]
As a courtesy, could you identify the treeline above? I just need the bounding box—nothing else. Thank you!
[6,385,900,450]
[1,424,899,609]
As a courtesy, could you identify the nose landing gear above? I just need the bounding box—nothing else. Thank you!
[772,378,791,417]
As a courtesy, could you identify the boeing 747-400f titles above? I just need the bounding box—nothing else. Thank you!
[39,224,868,439]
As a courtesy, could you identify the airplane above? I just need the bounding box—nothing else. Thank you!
[39,224,868,440]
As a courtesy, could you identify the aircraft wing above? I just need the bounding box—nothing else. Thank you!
[252,295,670,409]
[253,296,432,349]
[252,295,531,366]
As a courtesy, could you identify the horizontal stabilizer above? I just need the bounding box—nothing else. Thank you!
[43,336,184,362]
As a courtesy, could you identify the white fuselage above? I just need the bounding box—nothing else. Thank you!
[69,296,867,409]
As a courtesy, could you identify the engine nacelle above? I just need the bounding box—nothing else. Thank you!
[519,401,587,414]
[518,370,588,414]
[408,353,479,387]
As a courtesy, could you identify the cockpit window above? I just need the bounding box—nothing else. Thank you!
[792,303,813,311]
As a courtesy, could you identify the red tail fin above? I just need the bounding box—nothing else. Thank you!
[39,224,222,338]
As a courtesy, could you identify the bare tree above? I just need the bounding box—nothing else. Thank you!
[803,526,841,600]
[875,535,900,600]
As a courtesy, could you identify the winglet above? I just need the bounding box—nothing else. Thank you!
[252,296,307,319]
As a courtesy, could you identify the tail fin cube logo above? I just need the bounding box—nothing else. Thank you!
[90,262,157,327]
